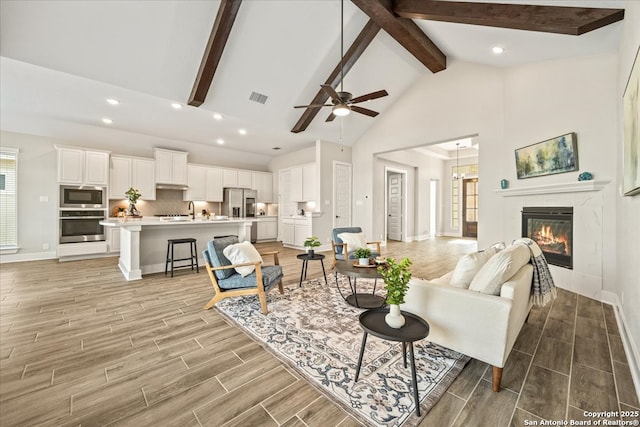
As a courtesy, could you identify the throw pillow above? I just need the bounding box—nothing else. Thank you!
[469,243,531,295]
[337,232,368,252]
[223,241,263,277]
[449,246,499,289]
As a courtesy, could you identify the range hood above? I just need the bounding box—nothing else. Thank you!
[156,183,189,190]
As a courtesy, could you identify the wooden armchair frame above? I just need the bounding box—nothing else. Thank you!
[203,251,284,314]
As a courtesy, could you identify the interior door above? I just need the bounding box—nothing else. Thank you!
[387,173,403,241]
[333,162,351,228]
[462,178,478,238]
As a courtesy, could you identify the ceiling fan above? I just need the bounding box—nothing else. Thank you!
[294,0,388,122]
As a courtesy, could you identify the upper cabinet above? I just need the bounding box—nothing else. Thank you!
[252,172,273,203]
[206,167,224,202]
[184,165,224,202]
[222,169,238,188]
[238,170,252,188]
[56,146,109,186]
[289,163,316,202]
[154,149,187,185]
[109,156,155,200]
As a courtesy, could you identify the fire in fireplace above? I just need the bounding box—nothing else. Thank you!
[522,207,573,269]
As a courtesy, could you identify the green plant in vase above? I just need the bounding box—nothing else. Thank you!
[125,187,142,216]
[354,247,372,266]
[378,257,412,328]
[303,236,321,257]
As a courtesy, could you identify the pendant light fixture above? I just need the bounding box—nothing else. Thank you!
[453,142,465,180]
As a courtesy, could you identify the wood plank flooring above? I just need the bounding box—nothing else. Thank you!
[1,238,637,426]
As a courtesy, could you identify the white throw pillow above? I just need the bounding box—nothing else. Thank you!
[223,241,263,277]
[337,232,368,252]
[469,243,531,295]
[449,246,499,289]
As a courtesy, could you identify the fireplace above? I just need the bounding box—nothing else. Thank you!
[522,207,573,269]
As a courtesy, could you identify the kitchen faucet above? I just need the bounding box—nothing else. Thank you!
[188,201,195,220]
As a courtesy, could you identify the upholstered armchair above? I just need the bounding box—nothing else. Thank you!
[330,227,381,269]
[202,236,284,314]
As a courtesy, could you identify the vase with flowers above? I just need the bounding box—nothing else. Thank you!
[378,257,412,328]
[125,187,142,216]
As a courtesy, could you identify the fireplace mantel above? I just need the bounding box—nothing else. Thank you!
[495,180,610,197]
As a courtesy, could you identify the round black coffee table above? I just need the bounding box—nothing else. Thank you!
[296,253,327,287]
[334,261,385,308]
[354,308,430,416]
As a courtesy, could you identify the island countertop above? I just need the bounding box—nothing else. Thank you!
[100,217,258,227]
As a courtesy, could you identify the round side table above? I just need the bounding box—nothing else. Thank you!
[354,308,430,416]
[296,253,328,287]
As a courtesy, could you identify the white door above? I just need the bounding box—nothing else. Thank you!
[333,162,351,228]
[387,172,403,241]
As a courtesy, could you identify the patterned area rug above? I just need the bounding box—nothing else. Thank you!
[215,276,470,427]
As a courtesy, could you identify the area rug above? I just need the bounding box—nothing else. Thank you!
[215,276,470,427]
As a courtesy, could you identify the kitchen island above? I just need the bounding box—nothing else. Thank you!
[101,217,254,281]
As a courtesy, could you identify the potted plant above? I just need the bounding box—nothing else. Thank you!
[303,236,321,257]
[125,187,142,216]
[354,247,372,266]
[378,257,412,328]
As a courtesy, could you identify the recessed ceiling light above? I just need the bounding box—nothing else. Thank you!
[217,139,224,145]
[238,129,247,135]
[106,98,120,105]
[171,103,182,110]
[213,113,222,120]
[492,46,505,55]
[102,118,113,124]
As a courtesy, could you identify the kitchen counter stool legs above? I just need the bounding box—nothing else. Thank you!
[165,238,199,277]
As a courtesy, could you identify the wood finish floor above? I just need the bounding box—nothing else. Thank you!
[1,238,638,426]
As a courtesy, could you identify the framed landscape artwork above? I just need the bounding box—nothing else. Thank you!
[623,46,640,196]
[515,133,578,179]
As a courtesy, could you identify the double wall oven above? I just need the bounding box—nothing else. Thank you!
[59,186,106,244]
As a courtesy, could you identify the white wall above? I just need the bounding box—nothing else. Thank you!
[0,131,59,260]
[615,0,640,392]
[315,141,351,244]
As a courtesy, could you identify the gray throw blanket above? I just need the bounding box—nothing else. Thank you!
[513,238,558,307]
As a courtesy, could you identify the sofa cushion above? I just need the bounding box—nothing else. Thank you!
[223,241,263,277]
[469,243,531,295]
[337,232,368,252]
[218,265,283,290]
[207,236,239,280]
[450,246,500,289]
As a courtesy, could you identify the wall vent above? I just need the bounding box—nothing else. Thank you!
[249,91,268,104]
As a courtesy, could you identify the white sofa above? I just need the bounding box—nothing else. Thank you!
[401,244,534,392]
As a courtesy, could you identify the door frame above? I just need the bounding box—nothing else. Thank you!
[333,161,352,229]
[384,166,407,243]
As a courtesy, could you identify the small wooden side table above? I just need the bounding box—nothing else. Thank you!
[296,253,328,287]
[354,308,430,416]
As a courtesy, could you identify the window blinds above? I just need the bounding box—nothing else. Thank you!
[0,149,18,248]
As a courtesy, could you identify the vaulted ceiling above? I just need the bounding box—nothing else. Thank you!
[0,0,625,164]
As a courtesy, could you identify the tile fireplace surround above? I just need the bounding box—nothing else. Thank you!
[497,180,612,300]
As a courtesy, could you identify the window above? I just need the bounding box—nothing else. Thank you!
[451,164,478,228]
[0,148,18,251]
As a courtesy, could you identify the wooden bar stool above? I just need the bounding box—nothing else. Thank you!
[165,238,199,277]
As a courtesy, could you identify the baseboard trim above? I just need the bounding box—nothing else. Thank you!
[601,290,640,401]
[0,251,57,263]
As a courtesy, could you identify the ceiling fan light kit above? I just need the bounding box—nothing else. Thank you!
[332,104,350,116]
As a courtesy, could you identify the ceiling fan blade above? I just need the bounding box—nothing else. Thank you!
[294,104,333,108]
[326,112,337,122]
[321,84,342,102]
[350,89,389,104]
[351,105,379,117]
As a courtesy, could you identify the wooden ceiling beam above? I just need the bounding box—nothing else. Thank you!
[188,0,242,107]
[291,19,381,134]
[351,0,446,73]
[393,0,624,36]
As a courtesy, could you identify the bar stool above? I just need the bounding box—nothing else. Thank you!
[165,238,199,277]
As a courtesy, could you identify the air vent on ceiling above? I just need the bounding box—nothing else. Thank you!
[249,91,268,104]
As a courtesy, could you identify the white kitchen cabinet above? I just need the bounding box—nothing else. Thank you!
[222,169,238,187]
[282,217,311,248]
[256,217,277,241]
[302,163,317,202]
[252,172,273,203]
[154,149,188,185]
[185,165,206,201]
[57,146,109,186]
[281,219,295,246]
[110,156,155,200]
[237,170,252,188]
[205,167,223,202]
[290,166,303,201]
[107,227,121,253]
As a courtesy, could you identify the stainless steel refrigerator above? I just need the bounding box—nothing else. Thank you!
[222,188,257,242]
